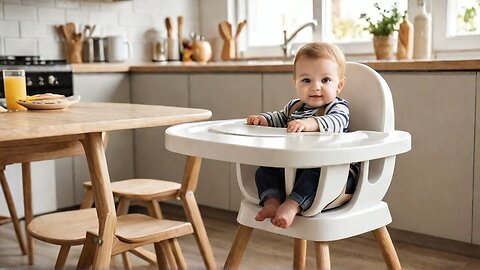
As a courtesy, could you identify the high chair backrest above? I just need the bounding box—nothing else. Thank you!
[339,62,394,133]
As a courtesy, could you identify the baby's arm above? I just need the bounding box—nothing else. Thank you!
[247,115,268,126]
[287,118,319,132]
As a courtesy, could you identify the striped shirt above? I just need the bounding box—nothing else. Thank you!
[260,97,350,132]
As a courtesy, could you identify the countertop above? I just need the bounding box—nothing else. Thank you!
[71,59,480,74]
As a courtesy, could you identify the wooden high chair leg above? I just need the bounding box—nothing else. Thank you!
[117,197,133,269]
[0,167,27,255]
[373,226,401,270]
[293,238,307,270]
[55,245,71,269]
[314,241,330,270]
[224,224,253,270]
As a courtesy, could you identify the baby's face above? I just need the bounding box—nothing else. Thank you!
[293,56,344,108]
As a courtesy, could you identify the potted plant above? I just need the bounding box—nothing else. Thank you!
[360,2,402,60]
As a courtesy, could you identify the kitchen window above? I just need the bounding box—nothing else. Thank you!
[432,0,480,57]
[236,0,480,59]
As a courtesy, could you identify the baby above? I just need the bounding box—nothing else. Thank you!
[247,42,357,228]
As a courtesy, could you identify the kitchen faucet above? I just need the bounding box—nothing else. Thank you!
[281,20,318,58]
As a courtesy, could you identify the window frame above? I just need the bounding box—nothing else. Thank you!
[236,0,480,58]
[432,0,480,53]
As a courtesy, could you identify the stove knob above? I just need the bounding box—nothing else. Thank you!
[48,75,57,86]
[38,77,45,86]
[26,77,33,87]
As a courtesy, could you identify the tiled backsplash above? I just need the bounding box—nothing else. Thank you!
[0,0,200,62]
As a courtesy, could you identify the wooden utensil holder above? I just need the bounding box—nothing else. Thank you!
[66,39,83,64]
[221,39,236,61]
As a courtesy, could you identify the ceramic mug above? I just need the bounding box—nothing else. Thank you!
[105,36,131,62]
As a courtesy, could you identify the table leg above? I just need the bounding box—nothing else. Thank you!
[81,132,117,269]
[21,162,34,265]
[180,156,216,270]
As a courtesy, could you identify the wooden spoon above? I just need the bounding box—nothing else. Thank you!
[178,16,183,52]
[235,20,247,39]
[218,23,227,41]
[220,21,231,40]
[165,17,172,39]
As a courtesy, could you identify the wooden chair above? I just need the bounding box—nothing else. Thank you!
[0,165,27,256]
[0,135,87,265]
[27,208,192,269]
[82,179,183,269]
[25,134,195,269]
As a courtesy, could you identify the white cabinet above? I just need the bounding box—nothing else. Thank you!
[131,74,190,187]
[58,73,133,206]
[474,72,480,245]
[382,72,476,243]
[190,74,262,210]
[0,162,57,217]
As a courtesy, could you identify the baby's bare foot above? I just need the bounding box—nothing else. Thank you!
[255,198,280,221]
[272,199,300,228]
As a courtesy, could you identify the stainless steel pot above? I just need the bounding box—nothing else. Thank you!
[92,37,105,62]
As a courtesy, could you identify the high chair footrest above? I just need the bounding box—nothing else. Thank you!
[237,200,392,242]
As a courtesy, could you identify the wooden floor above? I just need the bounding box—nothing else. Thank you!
[1,212,480,270]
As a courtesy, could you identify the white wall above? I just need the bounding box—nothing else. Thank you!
[0,0,200,62]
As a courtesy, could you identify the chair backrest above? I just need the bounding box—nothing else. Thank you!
[339,62,394,133]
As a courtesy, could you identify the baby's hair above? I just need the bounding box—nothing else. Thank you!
[293,42,346,79]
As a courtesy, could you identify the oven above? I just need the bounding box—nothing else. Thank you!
[0,56,73,100]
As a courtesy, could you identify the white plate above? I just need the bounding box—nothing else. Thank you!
[17,95,81,110]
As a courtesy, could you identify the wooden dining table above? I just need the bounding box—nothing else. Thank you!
[0,102,215,269]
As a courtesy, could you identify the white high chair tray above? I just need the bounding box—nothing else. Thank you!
[166,119,411,168]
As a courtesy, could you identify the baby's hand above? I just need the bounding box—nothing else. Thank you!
[287,118,319,132]
[247,115,268,126]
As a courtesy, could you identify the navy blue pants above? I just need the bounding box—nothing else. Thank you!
[255,166,357,211]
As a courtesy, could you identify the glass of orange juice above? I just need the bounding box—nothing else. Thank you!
[3,70,27,111]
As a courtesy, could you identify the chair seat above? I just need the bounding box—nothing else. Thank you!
[236,199,392,242]
[115,214,193,244]
[83,179,181,200]
[27,208,98,246]
[28,209,193,246]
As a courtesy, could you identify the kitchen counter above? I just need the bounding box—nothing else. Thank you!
[71,59,480,73]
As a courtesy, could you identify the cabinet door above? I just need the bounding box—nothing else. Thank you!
[383,72,476,243]
[131,74,189,187]
[263,73,296,112]
[70,73,133,204]
[474,72,480,245]
[190,74,262,210]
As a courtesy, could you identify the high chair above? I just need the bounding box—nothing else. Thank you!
[226,62,407,269]
[164,62,411,270]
